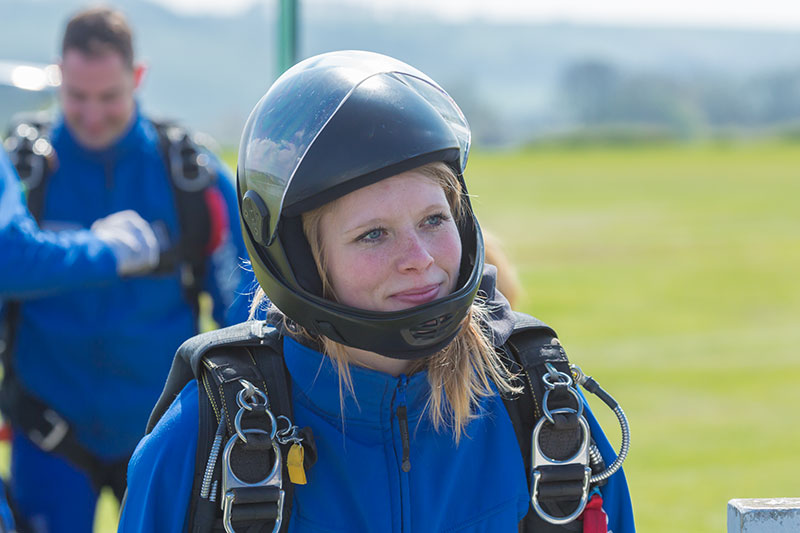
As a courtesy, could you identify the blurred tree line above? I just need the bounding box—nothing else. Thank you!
[556,59,800,143]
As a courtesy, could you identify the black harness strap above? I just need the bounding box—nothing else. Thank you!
[153,121,218,325]
[501,312,585,532]
[3,115,55,221]
[155,321,296,533]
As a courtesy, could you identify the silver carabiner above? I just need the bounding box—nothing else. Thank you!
[542,362,573,389]
[234,403,277,444]
[221,428,285,533]
[275,415,303,445]
[233,380,275,444]
[236,380,269,412]
[541,387,584,425]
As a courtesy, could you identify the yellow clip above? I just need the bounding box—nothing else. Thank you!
[287,443,307,485]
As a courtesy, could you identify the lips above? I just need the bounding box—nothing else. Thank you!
[390,284,442,306]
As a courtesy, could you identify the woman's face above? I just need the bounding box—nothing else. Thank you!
[317,171,462,312]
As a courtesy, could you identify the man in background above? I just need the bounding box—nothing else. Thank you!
[1,7,248,532]
[2,141,163,533]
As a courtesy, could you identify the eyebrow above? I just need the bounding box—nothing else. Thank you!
[341,218,385,238]
[341,201,451,236]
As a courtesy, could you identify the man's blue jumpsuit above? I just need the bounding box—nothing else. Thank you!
[3,111,250,532]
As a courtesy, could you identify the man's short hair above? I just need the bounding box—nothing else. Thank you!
[62,7,134,69]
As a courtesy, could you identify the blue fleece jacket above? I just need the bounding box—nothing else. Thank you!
[6,111,249,460]
[121,331,634,532]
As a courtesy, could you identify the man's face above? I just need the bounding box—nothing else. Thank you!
[59,49,142,150]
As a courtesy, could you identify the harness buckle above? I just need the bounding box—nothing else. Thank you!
[530,365,593,525]
[29,408,69,452]
[221,379,284,533]
[221,429,284,533]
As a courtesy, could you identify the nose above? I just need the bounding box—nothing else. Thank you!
[83,104,103,127]
[396,231,434,273]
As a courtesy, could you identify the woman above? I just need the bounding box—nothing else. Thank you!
[120,51,634,532]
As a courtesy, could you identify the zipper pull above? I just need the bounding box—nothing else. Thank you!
[396,375,411,473]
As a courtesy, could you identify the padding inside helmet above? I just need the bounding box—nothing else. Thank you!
[278,215,324,296]
[456,214,479,289]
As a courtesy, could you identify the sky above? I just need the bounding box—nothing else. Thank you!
[154,0,800,30]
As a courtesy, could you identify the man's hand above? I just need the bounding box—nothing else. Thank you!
[90,210,160,276]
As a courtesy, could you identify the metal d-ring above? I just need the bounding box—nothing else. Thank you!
[234,403,277,444]
[542,364,573,389]
[236,380,268,412]
[541,386,584,425]
[531,465,591,525]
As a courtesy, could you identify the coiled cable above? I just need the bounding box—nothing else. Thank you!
[571,365,631,484]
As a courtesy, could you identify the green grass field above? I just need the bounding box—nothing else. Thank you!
[466,142,800,532]
[8,141,793,532]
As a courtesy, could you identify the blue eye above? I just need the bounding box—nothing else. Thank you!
[424,213,448,227]
[358,228,386,243]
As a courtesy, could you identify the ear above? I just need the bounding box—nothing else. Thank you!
[133,63,147,90]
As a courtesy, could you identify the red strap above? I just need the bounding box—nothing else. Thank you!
[0,423,12,442]
[582,492,608,533]
[203,187,229,254]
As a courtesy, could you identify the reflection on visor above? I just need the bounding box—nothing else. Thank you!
[241,51,470,244]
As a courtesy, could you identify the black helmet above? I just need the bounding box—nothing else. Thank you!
[238,50,484,360]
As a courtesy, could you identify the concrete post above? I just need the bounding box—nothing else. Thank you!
[728,498,800,532]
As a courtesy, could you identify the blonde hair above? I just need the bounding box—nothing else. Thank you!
[483,229,522,309]
[251,162,521,441]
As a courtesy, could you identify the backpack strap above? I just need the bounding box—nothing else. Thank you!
[3,114,56,222]
[147,321,306,533]
[152,120,227,327]
[501,312,587,532]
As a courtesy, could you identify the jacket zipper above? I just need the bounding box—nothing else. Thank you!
[396,375,411,473]
[394,374,411,532]
[104,158,114,191]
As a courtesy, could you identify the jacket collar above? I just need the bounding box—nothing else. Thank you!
[283,335,430,424]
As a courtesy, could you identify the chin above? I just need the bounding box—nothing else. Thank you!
[77,133,113,150]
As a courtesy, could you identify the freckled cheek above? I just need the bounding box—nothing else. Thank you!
[328,250,393,308]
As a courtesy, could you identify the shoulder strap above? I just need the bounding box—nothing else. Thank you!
[500,311,566,475]
[501,312,584,532]
[4,115,56,221]
[147,321,279,432]
[151,120,223,326]
[147,321,295,533]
